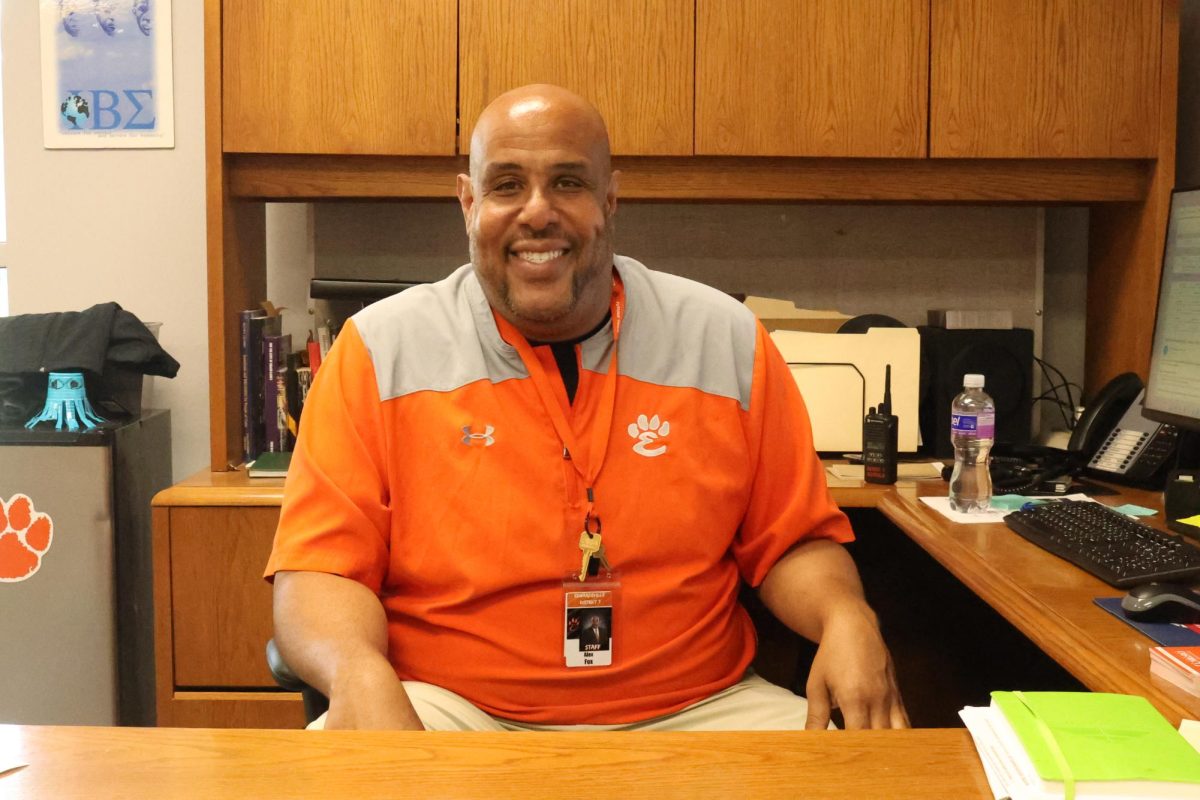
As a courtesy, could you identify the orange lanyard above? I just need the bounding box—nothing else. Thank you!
[496,278,625,522]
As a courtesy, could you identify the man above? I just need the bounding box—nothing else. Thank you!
[579,615,609,651]
[267,84,907,732]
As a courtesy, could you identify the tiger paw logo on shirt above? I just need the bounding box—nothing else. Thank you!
[628,414,669,457]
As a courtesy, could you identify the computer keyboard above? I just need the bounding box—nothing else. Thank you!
[1003,500,1200,588]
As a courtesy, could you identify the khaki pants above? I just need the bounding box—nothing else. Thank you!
[308,672,823,731]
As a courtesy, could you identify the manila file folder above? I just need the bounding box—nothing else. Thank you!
[770,328,920,454]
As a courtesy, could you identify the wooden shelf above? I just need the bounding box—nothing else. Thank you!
[228,154,1153,203]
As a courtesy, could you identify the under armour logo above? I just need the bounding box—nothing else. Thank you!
[628,414,669,457]
[461,425,495,447]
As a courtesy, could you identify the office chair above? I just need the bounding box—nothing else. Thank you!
[265,638,329,724]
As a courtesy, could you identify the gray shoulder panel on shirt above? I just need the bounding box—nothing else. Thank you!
[351,258,758,409]
[351,264,526,401]
[612,256,757,411]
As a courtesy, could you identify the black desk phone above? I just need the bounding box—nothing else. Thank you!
[1084,387,1179,484]
[988,372,1178,491]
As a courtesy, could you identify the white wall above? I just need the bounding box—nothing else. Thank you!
[0,2,208,481]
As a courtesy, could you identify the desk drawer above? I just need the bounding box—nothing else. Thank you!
[169,507,279,687]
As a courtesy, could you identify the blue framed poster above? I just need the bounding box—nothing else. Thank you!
[40,1,174,149]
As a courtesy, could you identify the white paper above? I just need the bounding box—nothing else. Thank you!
[826,462,945,481]
[919,493,1095,524]
[1180,719,1200,755]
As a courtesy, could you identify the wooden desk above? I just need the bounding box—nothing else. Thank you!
[151,469,1200,728]
[874,479,1200,727]
[0,725,990,799]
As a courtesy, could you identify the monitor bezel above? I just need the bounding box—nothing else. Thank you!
[1142,185,1200,432]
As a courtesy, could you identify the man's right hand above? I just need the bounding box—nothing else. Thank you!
[272,570,424,730]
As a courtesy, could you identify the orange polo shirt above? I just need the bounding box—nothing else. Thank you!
[265,256,853,723]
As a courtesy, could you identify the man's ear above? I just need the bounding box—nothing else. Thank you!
[456,173,475,222]
[605,169,621,217]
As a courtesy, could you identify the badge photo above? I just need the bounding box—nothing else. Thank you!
[564,589,612,667]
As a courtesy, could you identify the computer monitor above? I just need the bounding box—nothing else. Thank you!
[1144,187,1200,432]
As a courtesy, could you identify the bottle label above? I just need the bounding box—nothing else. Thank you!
[951,413,995,438]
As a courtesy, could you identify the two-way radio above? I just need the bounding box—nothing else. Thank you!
[862,364,899,484]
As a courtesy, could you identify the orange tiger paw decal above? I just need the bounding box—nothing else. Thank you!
[0,494,54,582]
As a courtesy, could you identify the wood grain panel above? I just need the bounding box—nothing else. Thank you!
[932,0,1161,157]
[5,727,992,798]
[207,0,267,471]
[228,154,1152,201]
[697,0,927,156]
[1086,0,1180,391]
[152,506,176,726]
[158,691,306,729]
[153,469,286,508]
[458,0,693,155]
[170,507,281,687]
[223,0,456,154]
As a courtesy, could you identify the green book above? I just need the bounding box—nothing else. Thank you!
[247,450,292,478]
[991,691,1200,798]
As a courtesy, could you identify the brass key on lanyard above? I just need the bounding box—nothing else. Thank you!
[578,531,601,581]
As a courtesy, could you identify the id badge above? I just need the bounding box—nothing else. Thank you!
[563,576,618,668]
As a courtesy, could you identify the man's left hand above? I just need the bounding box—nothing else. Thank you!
[757,538,909,730]
[803,604,908,730]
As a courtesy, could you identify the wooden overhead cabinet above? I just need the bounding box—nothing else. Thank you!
[931,0,1161,158]
[695,0,929,157]
[222,0,457,154]
[458,0,694,155]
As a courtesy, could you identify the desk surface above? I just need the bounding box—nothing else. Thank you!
[0,725,990,799]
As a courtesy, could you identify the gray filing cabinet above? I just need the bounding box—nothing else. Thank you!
[0,410,170,725]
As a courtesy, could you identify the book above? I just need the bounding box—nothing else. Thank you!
[1151,646,1200,697]
[239,309,272,462]
[261,332,292,452]
[239,310,262,462]
[927,309,1014,329]
[307,335,322,375]
[960,691,1200,800]
[247,450,292,478]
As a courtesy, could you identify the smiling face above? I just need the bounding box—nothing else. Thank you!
[457,86,619,342]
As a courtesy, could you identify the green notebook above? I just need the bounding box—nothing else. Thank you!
[992,691,1200,791]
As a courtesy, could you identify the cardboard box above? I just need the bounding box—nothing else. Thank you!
[744,296,851,334]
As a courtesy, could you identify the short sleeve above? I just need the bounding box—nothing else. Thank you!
[264,320,392,592]
[731,322,855,587]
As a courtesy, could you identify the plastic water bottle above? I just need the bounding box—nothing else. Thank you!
[949,374,995,513]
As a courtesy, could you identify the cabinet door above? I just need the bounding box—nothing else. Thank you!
[170,507,280,687]
[458,0,693,155]
[223,0,457,154]
[696,0,928,157]
[931,0,1160,158]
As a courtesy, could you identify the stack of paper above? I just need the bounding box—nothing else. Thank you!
[1151,646,1200,697]
[959,691,1200,799]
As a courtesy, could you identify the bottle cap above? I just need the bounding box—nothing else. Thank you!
[963,373,985,388]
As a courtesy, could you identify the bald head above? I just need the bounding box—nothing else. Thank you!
[469,85,612,184]
[455,84,620,342]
